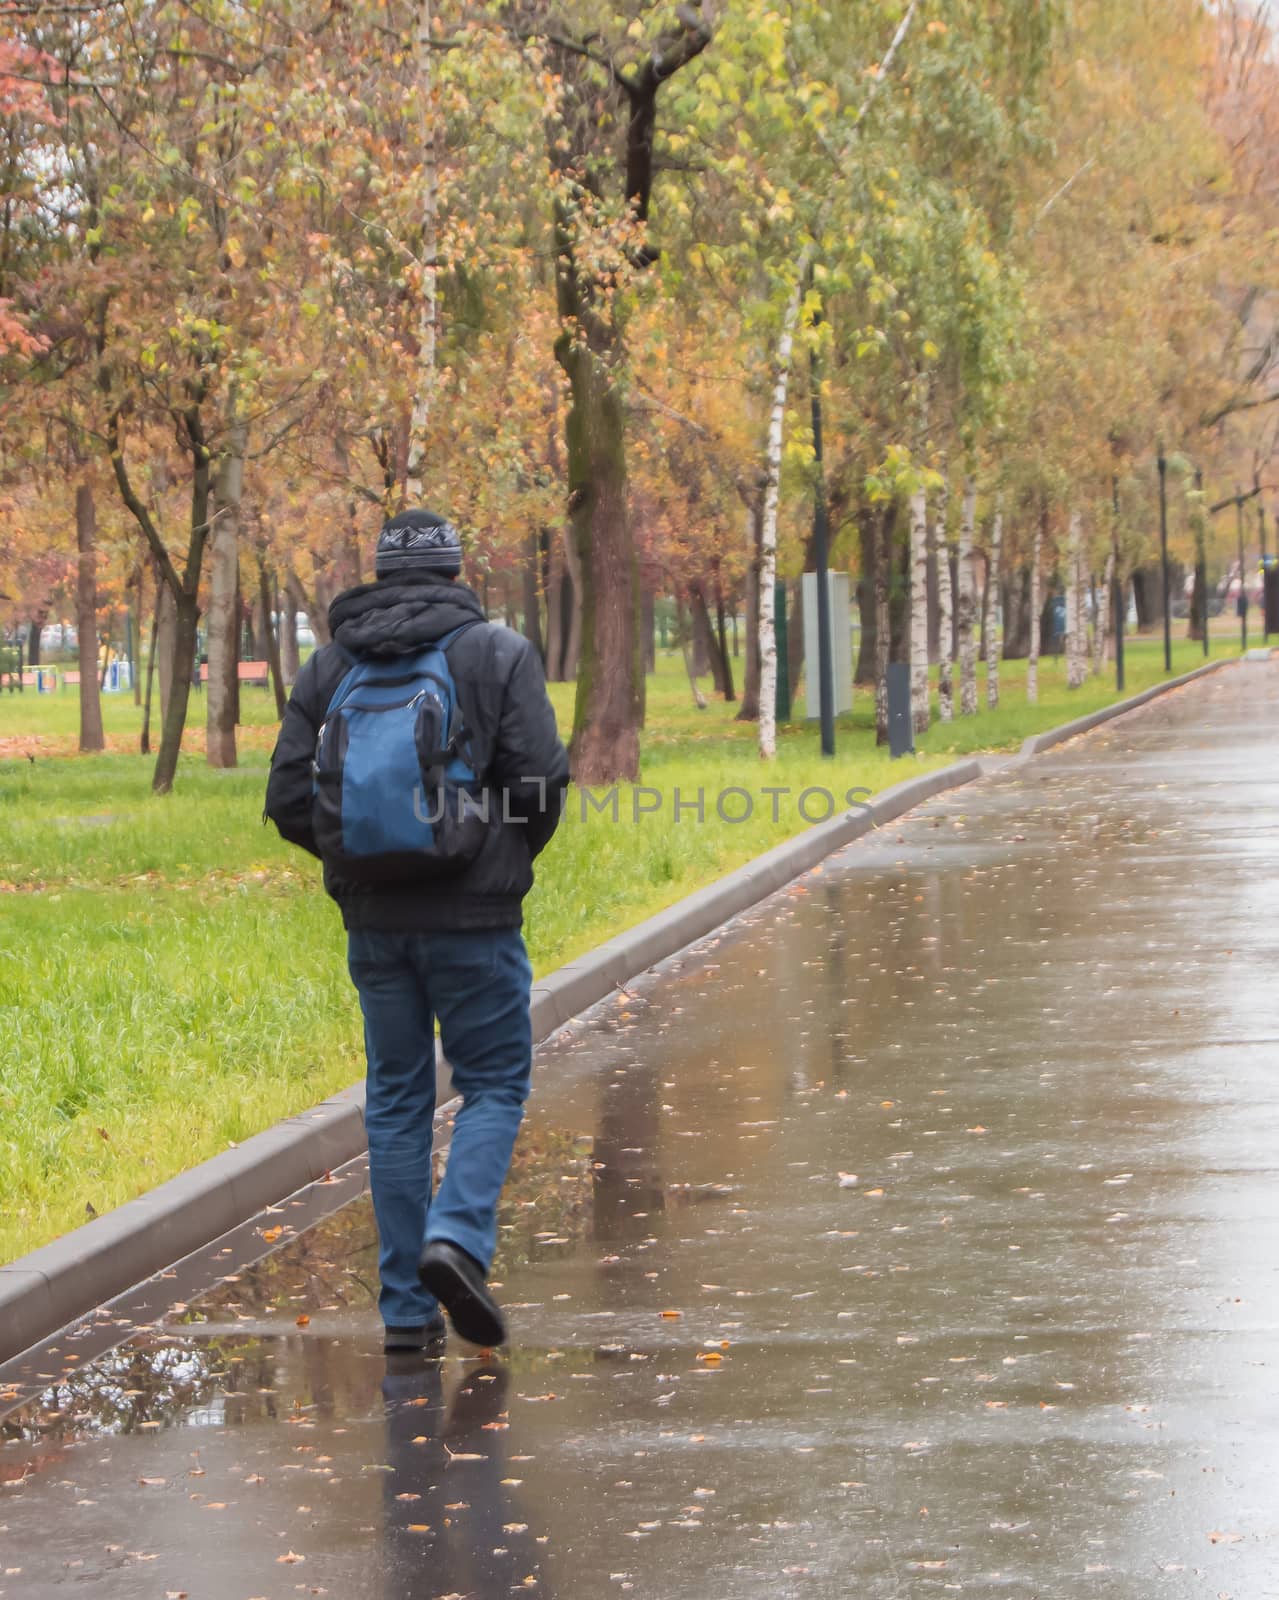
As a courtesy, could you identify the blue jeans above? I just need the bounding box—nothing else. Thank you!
[347,927,533,1329]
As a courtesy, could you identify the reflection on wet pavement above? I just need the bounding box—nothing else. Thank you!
[4,663,1279,1598]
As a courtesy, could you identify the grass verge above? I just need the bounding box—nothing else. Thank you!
[0,634,1231,1260]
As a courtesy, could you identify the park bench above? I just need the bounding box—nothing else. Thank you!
[61,666,131,691]
[16,668,59,691]
[198,660,271,686]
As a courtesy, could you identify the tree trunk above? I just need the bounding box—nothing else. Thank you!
[26,609,46,668]
[855,510,877,684]
[559,524,582,680]
[935,483,953,722]
[1065,509,1086,690]
[874,505,891,744]
[141,581,161,756]
[909,485,929,734]
[545,535,568,681]
[1003,565,1031,659]
[522,526,544,662]
[786,579,805,710]
[279,583,300,685]
[156,578,176,725]
[152,589,199,793]
[984,501,1003,710]
[239,573,257,660]
[550,17,711,777]
[714,572,734,702]
[1189,563,1207,641]
[689,584,723,691]
[758,269,804,759]
[676,598,707,710]
[736,501,762,720]
[1028,504,1044,703]
[130,567,143,706]
[75,482,105,752]
[957,477,978,716]
[259,556,287,719]
[927,509,941,662]
[1094,551,1114,676]
[152,438,213,795]
[1188,498,1207,641]
[889,511,909,665]
[1131,565,1157,631]
[206,420,245,768]
[642,588,656,675]
[251,576,269,666]
[286,565,329,652]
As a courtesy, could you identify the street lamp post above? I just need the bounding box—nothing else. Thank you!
[1195,468,1209,660]
[810,338,835,758]
[1157,449,1171,673]
[1236,487,1247,653]
[1111,475,1124,693]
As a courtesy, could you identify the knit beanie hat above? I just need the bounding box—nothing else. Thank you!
[375,509,463,580]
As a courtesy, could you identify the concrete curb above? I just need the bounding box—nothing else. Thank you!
[0,656,1243,1360]
[0,1085,366,1363]
[527,760,981,1038]
[1015,658,1231,759]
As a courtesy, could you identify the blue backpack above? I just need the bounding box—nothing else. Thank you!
[311,623,488,881]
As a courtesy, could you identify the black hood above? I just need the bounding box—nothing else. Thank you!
[328,575,485,658]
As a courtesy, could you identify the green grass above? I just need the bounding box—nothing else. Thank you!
[0,631,1237,1262]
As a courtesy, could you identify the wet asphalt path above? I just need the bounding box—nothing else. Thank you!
[3,660,1279,1599]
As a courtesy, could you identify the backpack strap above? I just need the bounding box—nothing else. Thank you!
[433,618,485,773]
[435,618,485,654]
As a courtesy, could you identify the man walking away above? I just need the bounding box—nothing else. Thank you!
[266,509,569,1353]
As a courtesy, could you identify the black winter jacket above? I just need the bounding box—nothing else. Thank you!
[265,575,569,931]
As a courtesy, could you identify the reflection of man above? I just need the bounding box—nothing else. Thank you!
[380,1361,551,1599]
[266,510,569,1354]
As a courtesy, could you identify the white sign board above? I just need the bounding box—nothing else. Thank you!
[802,571,853,718]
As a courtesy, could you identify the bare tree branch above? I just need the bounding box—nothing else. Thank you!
[1201,387,1279,428]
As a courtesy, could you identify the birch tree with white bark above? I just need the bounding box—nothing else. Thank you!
[1093,549,1114,675]
[757,273,806,760]
[751,2,920,758]
[1065,508,1086,688]
[984,498,1003,709]
[1027,506,1043,703]
[934,480,954,721]
[909,481,930,733]
[957,476,979,715]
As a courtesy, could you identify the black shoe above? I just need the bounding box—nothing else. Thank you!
[418,1240,507,1348]
[383,1314,447,1354]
